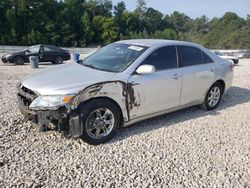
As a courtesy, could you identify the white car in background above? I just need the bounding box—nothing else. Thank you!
[213,51,239,64]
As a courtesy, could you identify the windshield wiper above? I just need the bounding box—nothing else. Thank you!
[82,63,118,73]
[82,63,97,69]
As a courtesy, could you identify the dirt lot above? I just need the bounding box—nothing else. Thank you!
[0,59,250,187]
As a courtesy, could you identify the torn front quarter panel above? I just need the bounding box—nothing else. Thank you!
[71,81,129,122]
[70,80,142,124]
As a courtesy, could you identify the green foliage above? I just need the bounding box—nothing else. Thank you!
[0,0,249,48]
[93,15,118,44]
[81,12,94,46]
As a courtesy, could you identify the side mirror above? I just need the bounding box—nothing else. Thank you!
[136,65,155,75]
[26,49,31,53]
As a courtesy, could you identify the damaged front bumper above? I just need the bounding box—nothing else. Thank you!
[17,85,82,137]
[17,93,68,130]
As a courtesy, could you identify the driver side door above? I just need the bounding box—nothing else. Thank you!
[127,46,182,119]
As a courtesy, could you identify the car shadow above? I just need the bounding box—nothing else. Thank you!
[110,86,250,143]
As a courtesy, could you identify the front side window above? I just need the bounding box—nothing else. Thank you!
[177,46,203,67]
[28,46,40,53]
[81,43,148,72]
[141,46,177,71]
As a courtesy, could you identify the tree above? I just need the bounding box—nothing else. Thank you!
[153,29,178,40]
[0,1,249,49]
[81,12,94,46]
[93,15,118,44]
[144,7,164,34]
[134,0,147,32]
[114,1,126,36]
[169,11,191,33]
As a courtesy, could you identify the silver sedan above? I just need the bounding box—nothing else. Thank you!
[18,40,234,145]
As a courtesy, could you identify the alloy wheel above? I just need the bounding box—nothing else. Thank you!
[85,108,115,139]
[207,86,221,107]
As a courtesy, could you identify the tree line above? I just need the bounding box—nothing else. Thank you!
[0,0,249,49]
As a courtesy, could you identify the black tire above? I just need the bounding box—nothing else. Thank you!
[13,56,24,65]
[78,99,121,145]
[201,82,223,110]
[52,56,63,64]
[233,59,239,65]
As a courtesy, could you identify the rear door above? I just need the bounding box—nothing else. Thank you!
[177,45,215,105]
[127,46,182,119]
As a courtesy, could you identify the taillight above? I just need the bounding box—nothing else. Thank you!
[230,63,234,72]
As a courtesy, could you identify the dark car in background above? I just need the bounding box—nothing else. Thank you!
[1,45,71,65]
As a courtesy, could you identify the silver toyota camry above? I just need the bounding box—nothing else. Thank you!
[18,39,234,145]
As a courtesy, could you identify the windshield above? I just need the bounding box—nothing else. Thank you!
[81,43,148,72]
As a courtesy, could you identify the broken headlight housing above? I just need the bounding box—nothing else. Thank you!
[29,95,74,110]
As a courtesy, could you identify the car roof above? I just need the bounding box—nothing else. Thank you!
[116,39,202,48]
[28,44,59,49]
[43,45,59,48]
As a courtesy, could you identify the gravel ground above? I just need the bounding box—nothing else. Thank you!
[0,59,250,187]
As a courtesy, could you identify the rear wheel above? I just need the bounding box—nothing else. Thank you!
[52,56,63,64]
[202,82,222,110]
[79,99,121,145]
[13,56,24,65]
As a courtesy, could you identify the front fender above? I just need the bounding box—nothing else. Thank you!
[71,81,129,122]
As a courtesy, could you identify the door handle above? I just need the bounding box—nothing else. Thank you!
[173,73,181,79]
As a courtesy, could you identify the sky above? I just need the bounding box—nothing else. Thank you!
[112,0,250,19]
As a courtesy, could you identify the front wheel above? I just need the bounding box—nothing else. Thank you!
[202,83,222,110]
[13,56,24,65]
[79,99,121,145]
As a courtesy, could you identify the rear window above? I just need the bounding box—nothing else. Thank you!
[177,46,203,67]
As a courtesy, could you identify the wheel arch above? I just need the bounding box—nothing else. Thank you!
[202,79,226,102]
[214,79,225,94]
[72,81,129,123]
[13,55,26,64]
[77,96,125,125]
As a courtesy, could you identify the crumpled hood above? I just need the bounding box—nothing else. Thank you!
[21,63,117,95]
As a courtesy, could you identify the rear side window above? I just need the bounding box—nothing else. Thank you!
[177,46,203,67]
[47,46,59,51]
[142,46,177,71]
[202,52,214,63]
